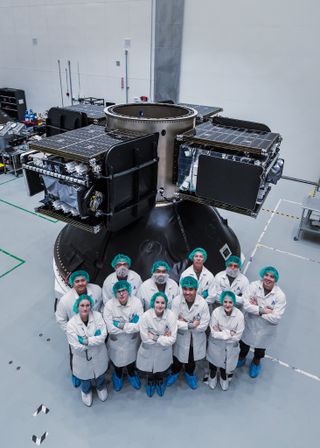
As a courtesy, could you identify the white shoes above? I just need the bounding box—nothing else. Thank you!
[97,387,108,402]
[219,377,229,391]
[81,390,93,406]
[208,375,218,390]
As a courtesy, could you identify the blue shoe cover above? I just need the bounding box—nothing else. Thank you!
[249,362,262,378]
[237,358,246,368]
[71,374,81,388]
[167,373,179,386]
[127,374,141,390]
[112,372,124,391]
[184,373,198,389]
[156,379,167,397]
[146,381,155,397]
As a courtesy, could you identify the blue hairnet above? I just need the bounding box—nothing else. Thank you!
[151,260,171,274]
[68,270,90,287]
[72,294,95,313]
[112,280,132,297]
[225,255,242,269]
[150,291,168,309]
[180,276,198,290]
[111,254,132,269]
[188,247,207,262]
[219,290,236,305]
[259,266,279,282]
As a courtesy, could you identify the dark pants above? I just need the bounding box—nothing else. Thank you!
[209,363,227,380]
[239,340,266,362]
[171,345,196,376]
[81,373,106,394]
[114,362,136,378]
[139,370,166,383]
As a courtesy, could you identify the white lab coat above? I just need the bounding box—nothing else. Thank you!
[241,280,286,349]
[55,283,102,333]
[206,306,245,373]
[136,309,177,373]
[102,270,142,304]
[66,311,109,380]
[180,265,215,304]
[171,294,210,363]
[210,270,249,306]
[137,277,179,310]
[103,296,143,367]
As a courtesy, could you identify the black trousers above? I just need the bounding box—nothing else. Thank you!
[239,340,266,360]
[147,372,166,383]
[114,362,136,378]
[209,363,227,380]
[171,345,196,375]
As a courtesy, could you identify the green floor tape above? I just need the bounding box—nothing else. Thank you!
[0,177,19,186]
[0,198,58,223]
[0,248,26,279]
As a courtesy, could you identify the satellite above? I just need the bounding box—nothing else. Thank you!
[22,103,283,298]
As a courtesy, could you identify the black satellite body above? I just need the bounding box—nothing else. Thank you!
[22,103,283,289]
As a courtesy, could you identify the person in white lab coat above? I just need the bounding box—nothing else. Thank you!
[103,280,143,391]
[137,260,179,310]
[238,266,286,378]
[55,270,102,387]
[168,276,210,390]
[136,292,177,397]
[210,255,249,308]
[102,254,142,305]
[66,294,109,407]
[206,291,244,391]
[180,247,215,305]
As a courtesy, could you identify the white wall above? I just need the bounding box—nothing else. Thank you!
[180,0,320,182]
[0,0,152,112]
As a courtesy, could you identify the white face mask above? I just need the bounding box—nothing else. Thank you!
[116,266,129,278]
[226,267,239,278]
[152,273,169,285]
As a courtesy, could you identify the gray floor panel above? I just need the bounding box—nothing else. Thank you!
[245,246,320,375]
[259,200,320,261]
[1,172,319,447]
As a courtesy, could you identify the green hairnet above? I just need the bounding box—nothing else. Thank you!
[111,254,132,269]
[225,255,242,269]
[188,247,207,262]
[259,266,279,282]
[219,290,236,305]
[72,294,95,313]
[180,276,198,290]
[68,270,90,287]
[112,280,132,297]
[150,291,168,309]
[151,260,171,274]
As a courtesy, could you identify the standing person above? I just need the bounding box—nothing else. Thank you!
[102,254,142,304]
[210,255,249,308]
[138,261,179,310]
[206,291,244,391]
[103,280,143,391]
[168,276,210,389]
[66,294,109,407]
[180,248,215,305]
[238,266,286,378]
[136,292,177,397]
[55,270,102,387]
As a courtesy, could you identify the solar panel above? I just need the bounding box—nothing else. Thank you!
[64,104,106,120]
[29,124,151,161]
[180,121,280,155]
[179,103,223,121]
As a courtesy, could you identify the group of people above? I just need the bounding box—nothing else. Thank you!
[55,248,286,407]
